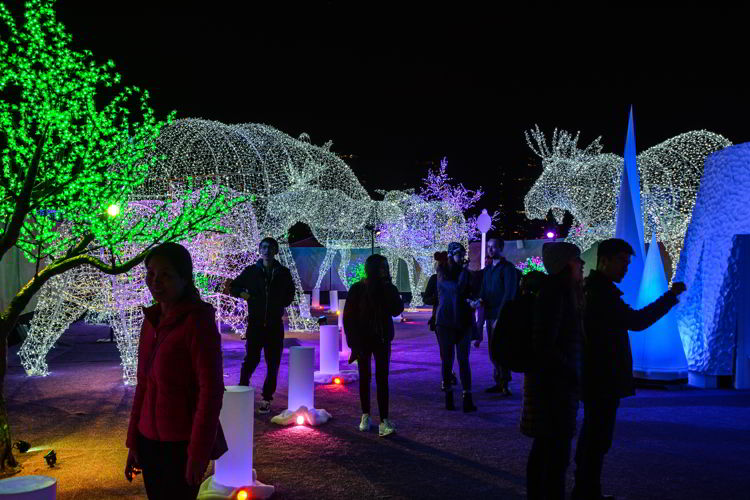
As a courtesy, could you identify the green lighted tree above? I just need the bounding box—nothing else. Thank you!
[0,0,242,473]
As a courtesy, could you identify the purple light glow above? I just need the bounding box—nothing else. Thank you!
[546,231,555,239]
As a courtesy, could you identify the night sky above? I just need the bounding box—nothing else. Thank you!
[51,3,750,240]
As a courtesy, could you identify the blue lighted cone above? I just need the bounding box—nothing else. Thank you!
[632,233,688,380]
[624,106,645,257]
[614,166,645,307]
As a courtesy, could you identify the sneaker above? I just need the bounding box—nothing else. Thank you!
[378,419,396,437]
[257,399,271,414]
[485,385,504,393]
[359,413,372,431]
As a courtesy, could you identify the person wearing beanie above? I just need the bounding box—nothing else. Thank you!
[571,238,686,500]
[435,242,480,412]
[522,241,585,500]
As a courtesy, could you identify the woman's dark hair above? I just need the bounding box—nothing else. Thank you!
[365,254,389,280]
[551,264,584,312]
[144,242,200,299]
[358,254,392,336]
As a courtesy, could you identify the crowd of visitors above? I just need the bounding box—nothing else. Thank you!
[123,235,686,499]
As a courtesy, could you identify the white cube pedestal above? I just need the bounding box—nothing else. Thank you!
[0,476,56,500]
[312,288,320,308]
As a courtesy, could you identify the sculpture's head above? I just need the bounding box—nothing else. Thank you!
[523,126,621,243]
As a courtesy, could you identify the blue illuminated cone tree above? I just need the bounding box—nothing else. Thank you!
[0,0,242,474]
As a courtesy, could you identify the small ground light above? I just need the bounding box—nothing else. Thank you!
[44,450,56,467]
[333,377,341,385]
[236,489,249,500]
[546,231,556,239]
[13,440,30,453]
[296,415,305,425]
[107,204,120,217]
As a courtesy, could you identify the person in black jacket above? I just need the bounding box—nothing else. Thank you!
[343,254,404,437]
[230,237,295,414]
[525,242,585,500]
[571,238,686,500]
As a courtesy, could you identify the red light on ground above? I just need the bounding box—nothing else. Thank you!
[296,415,305,425]
[333,377,341,385]
[237,489,249,500]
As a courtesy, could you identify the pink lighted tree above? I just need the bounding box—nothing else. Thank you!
[419,157,500,240]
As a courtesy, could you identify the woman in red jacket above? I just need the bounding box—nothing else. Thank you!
[124,242,225,499]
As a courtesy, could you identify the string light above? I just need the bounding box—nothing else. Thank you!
[523,125,731,274]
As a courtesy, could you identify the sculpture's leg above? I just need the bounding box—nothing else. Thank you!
[18,273,89,377]
[314,248,335,290]
[279,244,317,331]
[405,256,424,307]
[337,248,351,291]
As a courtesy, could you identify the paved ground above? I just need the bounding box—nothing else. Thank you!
[4,310,750,499]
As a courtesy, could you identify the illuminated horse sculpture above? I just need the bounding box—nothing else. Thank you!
[523,126,731,274]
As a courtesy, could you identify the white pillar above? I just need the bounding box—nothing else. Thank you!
[214,386,254,487]
[481,232,487,270]
[329,290,339,312]
[337,299,345,330]
[319,325,340,375]
[288,346,314,410]
[311,288,320,308]
[0,476,56,500]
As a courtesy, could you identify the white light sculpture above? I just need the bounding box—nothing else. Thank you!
[523,125,731,275]
[19,191,258,384]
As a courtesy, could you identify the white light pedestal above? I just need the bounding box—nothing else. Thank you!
[197,386,274,500]
[315,325,358,384]
[0,476,56,500]
[271,346,331,426]
[329,290,339,312]
[312,288,320,308]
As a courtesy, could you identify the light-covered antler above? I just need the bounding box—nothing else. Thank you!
[524,125,603,163]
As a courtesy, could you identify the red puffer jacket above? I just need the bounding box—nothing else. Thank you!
[125,298,224,464]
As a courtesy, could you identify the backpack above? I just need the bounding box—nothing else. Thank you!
[491,292,537,374]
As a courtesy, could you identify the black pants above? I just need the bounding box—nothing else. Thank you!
[436,326,472,392]
[527,436,573,500]
[358,341,392,419]
[239,321,284,401]
[486,319,511,386]
[137,433,199,500]
[573,398,620,498]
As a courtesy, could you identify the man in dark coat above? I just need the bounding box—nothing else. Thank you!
[230,237,295,414]
[572,238,686,500]
[475,236,520,395]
